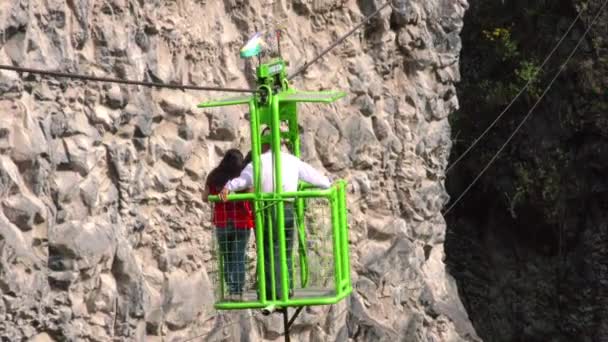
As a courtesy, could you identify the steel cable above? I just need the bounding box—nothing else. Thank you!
[0,64,257,93]
[446,2,590,174]
[443,0,608,215]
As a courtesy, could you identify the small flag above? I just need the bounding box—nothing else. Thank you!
[240,32,264,59]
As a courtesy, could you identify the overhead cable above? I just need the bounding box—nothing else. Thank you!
[288,2,391,80]
[0,64,257,93]
[443,0,608,216]
[446,3,589,173]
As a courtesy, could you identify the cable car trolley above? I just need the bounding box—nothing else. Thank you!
[199,30,352,338]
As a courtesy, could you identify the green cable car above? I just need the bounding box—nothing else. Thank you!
[199,32,352,319]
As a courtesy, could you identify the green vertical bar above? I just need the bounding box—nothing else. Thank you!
[267,205,276,301]
[249,100,266,303]
[338,181,351,290]
[335,182,344,290]
[297,202,307,287]
[330,190,342,294]
[292,104,301,158]
[292,103,307,288]
[271,95,290,302]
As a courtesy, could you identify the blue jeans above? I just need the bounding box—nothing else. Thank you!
[216,225,251,295]
[262,203,295,300]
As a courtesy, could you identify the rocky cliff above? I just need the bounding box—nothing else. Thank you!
[446,0,608,341]
[0,0,476,341]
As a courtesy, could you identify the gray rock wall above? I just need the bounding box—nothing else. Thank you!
[0,0,477,341]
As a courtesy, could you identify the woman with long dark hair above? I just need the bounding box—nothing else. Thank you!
[203,149,254,300]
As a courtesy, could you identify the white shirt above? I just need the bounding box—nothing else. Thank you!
[225,151,331,193]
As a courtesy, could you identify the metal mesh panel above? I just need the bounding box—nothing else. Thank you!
[292,197,335,298]
[208,200,257,302]
[209,196,336,303]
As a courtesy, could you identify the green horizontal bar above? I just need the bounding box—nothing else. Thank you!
[214,288,352,310]
[298,182,320,190]
[197,95,253,108]
[208,188,335,203]
[208,193,256,202]
[214,301,268,310]
[277,90,347,104]
[277,294,343,307]
[281,189,333,199]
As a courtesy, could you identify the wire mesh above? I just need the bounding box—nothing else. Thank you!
[209,196,336,304]
[292,197,336,298]
[208,199,256,302]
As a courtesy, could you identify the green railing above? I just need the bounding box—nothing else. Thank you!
[208,181,351,309]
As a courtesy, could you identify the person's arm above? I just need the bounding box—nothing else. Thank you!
[226,163,253,192]
[220,163,253,201]
[297,160,331,189]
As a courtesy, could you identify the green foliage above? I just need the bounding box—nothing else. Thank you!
[482,27,519,61]
[451,2,588,226]
[510,162,533,212]
[515,60,542,98]
[478,26,542,101]
[508,148,570,222]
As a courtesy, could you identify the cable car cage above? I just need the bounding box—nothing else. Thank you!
[200,58,352,310]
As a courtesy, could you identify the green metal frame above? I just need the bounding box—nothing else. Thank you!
[198,58,351,310]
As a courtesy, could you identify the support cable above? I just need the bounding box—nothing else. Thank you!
[0,64,257,93]
[287,2,391,80]
[0,2,397,90]
[446,2,590,173]
[443,0,608,216]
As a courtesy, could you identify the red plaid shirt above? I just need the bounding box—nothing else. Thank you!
[209,185,254,229]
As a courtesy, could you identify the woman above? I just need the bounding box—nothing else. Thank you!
[243,150,252,167]
[203,149,254,300]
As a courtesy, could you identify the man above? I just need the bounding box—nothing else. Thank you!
[219,128,331,304]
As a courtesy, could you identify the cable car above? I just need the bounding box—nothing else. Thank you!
[198,31,352,337]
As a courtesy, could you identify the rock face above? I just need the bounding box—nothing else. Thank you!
[0,0,476,341]
[446,0,608,341]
